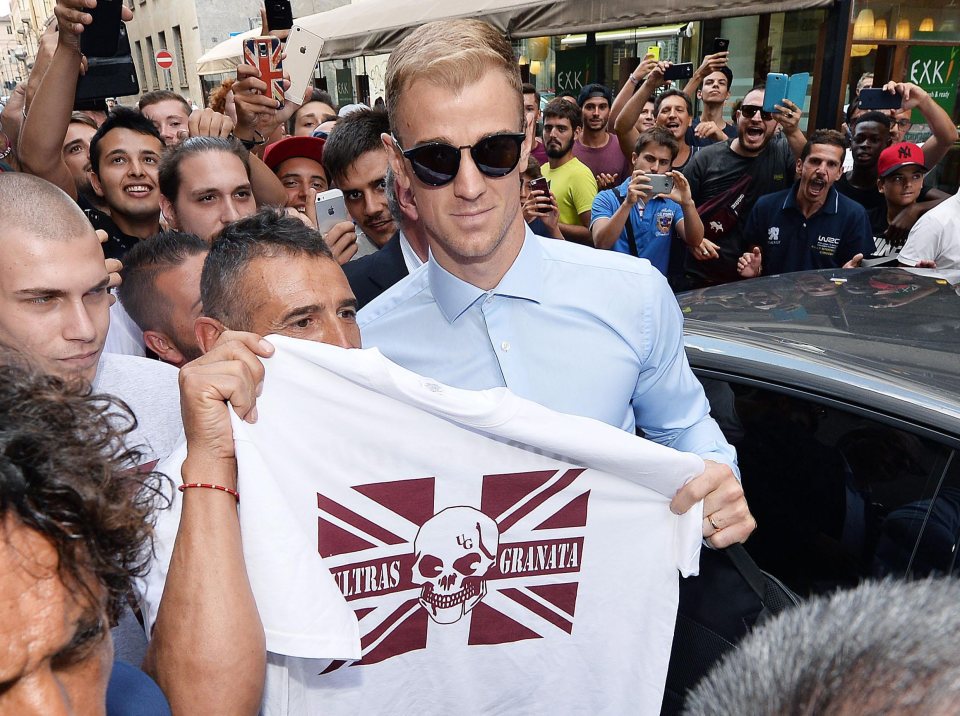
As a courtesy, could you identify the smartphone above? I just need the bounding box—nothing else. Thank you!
[647,174,675,195]
[80,0,123,58]
[529,177,549,195]
[76,25,137,103]
[646,45,661,61]
[859,87,903,110]
[243,36,284,108]
[264,0,293,31]
[284,26,325,107]
[763,72,810,112]
[712,38,730,54]
[315,188,348,234]
[762,72,789,112]
[663,63,694,81]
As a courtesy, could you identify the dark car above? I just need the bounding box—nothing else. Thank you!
[679,268,960,597]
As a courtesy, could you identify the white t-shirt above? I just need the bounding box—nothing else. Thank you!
[141,338,704,715]
[103,299,146,357]
[900,190,960,269]
[91,352,182,466]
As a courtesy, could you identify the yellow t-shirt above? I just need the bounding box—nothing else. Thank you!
[541,158,599,225]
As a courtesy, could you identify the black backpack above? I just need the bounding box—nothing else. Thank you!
[661,544,801,714]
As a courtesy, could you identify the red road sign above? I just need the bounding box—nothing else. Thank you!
[155,50,174,70]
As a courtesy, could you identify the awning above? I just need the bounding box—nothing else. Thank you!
[197,28,261,76]
[198,0,835,74]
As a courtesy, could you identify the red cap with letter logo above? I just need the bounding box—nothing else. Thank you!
[877,142,927,177]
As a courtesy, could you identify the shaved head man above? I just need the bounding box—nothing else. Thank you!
[0,174,110,384]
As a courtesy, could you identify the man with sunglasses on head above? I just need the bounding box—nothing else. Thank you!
[681,84,807,288]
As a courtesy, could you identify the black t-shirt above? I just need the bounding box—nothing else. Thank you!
[77,195,141,260]
[682,136,795,287]
[686,120,738,150]
[836,173,885,213]
[866,186,932,256]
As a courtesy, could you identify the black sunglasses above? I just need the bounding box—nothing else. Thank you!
[740,105,773,121]
[396,132,526,187]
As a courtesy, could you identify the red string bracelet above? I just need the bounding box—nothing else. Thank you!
[178,482,240,503]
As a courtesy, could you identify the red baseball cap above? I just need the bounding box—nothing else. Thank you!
[263,136,326,172]
[877,142,927,178]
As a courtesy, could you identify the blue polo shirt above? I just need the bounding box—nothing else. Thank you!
[590,177,685,274]
[742,183,874,275]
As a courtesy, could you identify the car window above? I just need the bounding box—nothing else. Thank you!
[700,378,960,596]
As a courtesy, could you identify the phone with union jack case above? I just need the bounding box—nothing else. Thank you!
[243,36,284,108]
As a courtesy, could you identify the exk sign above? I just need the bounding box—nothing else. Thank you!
[908,45,958,121]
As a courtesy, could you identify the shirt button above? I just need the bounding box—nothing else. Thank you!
[501,341,511,352]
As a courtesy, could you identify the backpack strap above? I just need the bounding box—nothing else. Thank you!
[612,187,640,257]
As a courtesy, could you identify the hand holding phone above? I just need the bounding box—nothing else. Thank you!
[663,63,694,81]
[647,173,675,196]
[859,87,903,110]
[646,45,661,62]
[315,188,349,234]
[243,36,284,108]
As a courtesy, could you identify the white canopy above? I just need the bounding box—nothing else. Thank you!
[197,0,835,75]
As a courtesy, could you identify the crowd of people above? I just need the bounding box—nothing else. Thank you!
[0,0,958,712]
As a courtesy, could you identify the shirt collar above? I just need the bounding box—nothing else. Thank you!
[784,182,840,216]
[429,224,544,323]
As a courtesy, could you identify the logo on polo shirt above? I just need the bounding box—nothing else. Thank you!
[655,208,675,235]
[316,469,589,671]
[815,234,840,256]
[767,226,780,245]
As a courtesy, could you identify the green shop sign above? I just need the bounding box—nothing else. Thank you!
[907,45,958,122]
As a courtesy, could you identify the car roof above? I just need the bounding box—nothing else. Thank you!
[679,268,960,436]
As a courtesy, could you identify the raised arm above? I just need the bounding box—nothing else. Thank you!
[17,2,87,197]
[682,51,729,99]
[889,81,959,168]
[613,62,665,157]
[773,98,807,160]
[608,54,657,132]
[144,331,273,715]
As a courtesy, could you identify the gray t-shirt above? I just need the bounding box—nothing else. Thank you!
[91,352,183,467]
[683,136,795,286]
[91,352,182,665]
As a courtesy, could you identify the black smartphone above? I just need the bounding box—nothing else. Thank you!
[859,88,903,110]
[529,177,549,195]
[663,63,694,81]
[264,0,294,31]
[80,0,123,58]
[712,38,730,53]
[76,25,138,102]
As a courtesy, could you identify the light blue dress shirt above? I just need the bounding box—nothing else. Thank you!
[359,226,737,469]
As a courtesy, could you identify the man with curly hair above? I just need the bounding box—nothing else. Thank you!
[0,357,169,712]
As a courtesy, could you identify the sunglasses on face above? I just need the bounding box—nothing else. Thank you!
[395,132,526,187]
[740,105,773,121]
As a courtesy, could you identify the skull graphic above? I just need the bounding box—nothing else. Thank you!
[412,506,500,624]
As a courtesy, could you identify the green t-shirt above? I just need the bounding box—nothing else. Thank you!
[542,158,599,225]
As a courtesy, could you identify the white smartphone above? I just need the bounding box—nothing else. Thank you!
[284,25,325,107]
[315,188,348,234]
